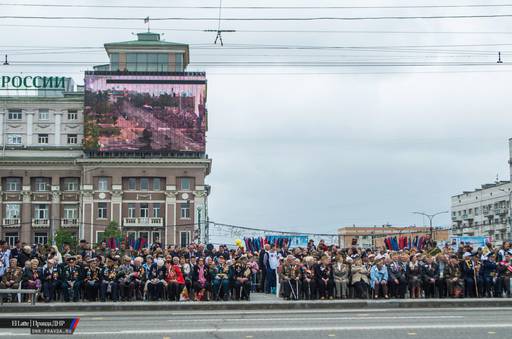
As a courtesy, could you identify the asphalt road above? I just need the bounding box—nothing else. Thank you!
[0,307,511,339]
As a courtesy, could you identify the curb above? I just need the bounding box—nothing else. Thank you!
[2,298,512,312]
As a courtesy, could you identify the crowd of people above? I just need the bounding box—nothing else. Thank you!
[0,236,512,303]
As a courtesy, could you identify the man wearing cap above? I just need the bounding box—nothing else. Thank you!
[60,256,82,302]
[84,258,101,301]
[421,256,438,298]
[481,252,497,297]
[116,256,134,301]
[233,255,252,301]
[100,257,119,302]
[461,252,477,297]
[40,258,59,302]
[0,258,21,302]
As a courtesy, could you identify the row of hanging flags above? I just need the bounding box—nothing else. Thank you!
[106,236,147,251]
[243,235,309,252]
[383,235,430,251]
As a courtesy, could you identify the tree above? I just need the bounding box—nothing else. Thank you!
[103,220,122,239]
[51,228,77,252]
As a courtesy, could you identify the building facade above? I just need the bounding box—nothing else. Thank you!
[0,33,211,248]
[450,181,511,244]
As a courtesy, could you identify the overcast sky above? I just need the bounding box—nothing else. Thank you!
[2,0,512,233]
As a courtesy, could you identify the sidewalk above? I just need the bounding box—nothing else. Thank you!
[2,294,512,312]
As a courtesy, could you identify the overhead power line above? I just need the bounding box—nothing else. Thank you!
[3,3,512,10]
[3,14,512,21]
[3,23,512,35]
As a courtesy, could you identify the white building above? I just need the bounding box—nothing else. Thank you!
[451,181,511,244]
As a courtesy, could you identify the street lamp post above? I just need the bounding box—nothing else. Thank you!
[197,206,202,244]
[412,211,449,238]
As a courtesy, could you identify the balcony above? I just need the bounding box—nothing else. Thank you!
[462,214,473,220]
[2,218,20,228]
[494,207,508,215]
[495,223,508,231]
[61,218,78,228]
[123,217,163,227]
[32,219,49,228]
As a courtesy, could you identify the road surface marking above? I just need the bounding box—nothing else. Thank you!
[408,333,416,336]
[166,315,462,322]
[327,334,336,337]
[488,332,496,334]
[246,336,253,338]
[91,317,104,320]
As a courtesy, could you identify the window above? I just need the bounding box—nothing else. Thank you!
[5,232,19,248]
[139,231,149,248]
[63,178,79,191]
[140,203,149,218]
[67,134,78,144]
[175,54,184,71]
[5,177,21,191]
[152,231,161,244]
[153,203,161,218]
[38,109,49,121]
[7,109,22,120]
[153,178,161,191]
[110,53,119,71]
[34,177,50,192]
[38,134,49,144]
[128,203,136,218]
[63,206,78,219]
[140,177,149,191]
[180,178,191,190]
[97,177,109,191]
[180,231,190,247]
[5,204,20,219]
[180,203,190,219]
[35,204,49,219]
[67,110,78,120]
[96,231,105,244]
[128,177,136,190]
[98,202,107,219]
[126,52,168,72]
[7,134,22,145]
[34,233,48,245]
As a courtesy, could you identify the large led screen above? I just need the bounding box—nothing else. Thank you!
[84,74,206,153]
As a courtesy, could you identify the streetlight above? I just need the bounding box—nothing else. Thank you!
[196,205,203,244]
[412,211,449,238]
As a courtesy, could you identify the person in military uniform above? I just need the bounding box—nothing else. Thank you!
[40,258,60,302]
[212,256,230,301]
[446,255,464,298]
[388,253,408,299]
[233,255,252,301]
[131,257,146,301]
[481,253,497,297]
[461,252,477,297]
[315,254,334,300]
[83,258,101,301]
[146,259,165,301]
[0,258,22,302]
[60,256,82,302]
[100,257,119,302]
[301,256,317,300]
[421,256,438,298]
[496,253,512,297]
[116,256,134,301]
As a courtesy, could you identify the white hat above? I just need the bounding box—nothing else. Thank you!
[463,252,472,258]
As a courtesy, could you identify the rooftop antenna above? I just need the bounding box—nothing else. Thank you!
[497,51,503,64]
[144,16,150,32]
[204,0,235,46]
[2,54,8,65]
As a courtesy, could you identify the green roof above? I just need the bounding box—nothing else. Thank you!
[104,32,188,48]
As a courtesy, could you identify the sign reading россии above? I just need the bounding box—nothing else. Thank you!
[0,75,66,89]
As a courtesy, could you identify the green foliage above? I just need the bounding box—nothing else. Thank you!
[104,220,122,239]
[50,228,77,251]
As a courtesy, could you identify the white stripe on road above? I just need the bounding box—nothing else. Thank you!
[166,315,464,322]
